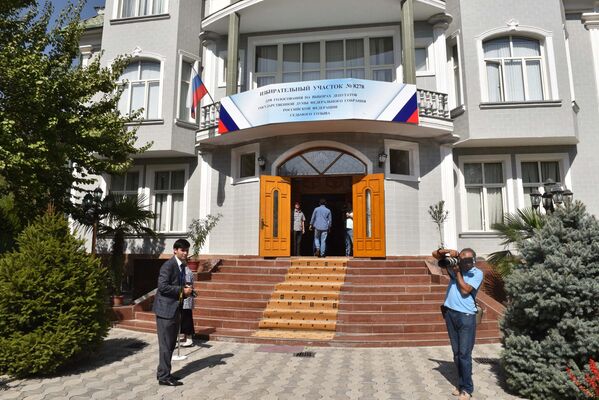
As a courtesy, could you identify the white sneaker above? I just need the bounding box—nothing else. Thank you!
[180,338,193,347]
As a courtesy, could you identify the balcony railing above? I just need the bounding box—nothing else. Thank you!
[198,89,450,132]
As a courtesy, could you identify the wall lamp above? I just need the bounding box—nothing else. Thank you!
[257,155,266,170]
[378,152,388,167]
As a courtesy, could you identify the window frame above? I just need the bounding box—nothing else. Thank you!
[118,58,163,121]
[458,155,514,233]
[147,164,189,233]
[384,139,420,182]
[217,50,246,88]
[231,143,260,184]
[515,153,571,209]
[108,167,144,198]
[177,53,200,124]
[248,27,401,88]
[414,36,434,77]
[115,0,169,19]
[447,32,465,111]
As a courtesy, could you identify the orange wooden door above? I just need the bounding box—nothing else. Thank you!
[259,175,291,257]
[352,173,386,257]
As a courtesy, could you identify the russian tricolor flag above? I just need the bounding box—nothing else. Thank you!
[187,70,208,119]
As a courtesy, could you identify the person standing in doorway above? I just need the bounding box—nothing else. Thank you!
[309,198,332,257]
[345,206,353,257]
[292,201,305,256]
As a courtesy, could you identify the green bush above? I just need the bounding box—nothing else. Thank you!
[501,202,599,399]
[0,211,110,377]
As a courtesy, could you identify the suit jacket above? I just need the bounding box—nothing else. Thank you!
[153,256,183,319]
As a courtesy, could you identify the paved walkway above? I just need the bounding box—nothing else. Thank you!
[0,328,525,400]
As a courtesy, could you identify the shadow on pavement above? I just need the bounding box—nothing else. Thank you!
[62,337,149,375]
[174,353,235,379]
[429,358,458,388]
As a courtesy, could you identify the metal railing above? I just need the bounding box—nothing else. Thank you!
[198,88,451,131]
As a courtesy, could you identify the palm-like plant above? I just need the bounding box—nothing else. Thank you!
[98,193,156,295]
[488,207,545,277]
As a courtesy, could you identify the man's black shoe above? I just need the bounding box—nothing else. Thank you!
[170,375,182,381]
[314,249,320,257]
[158,377,183,386]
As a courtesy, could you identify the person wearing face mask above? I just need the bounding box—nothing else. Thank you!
[433,248,484,400]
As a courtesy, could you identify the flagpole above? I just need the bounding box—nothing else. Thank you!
[191,65,216,105]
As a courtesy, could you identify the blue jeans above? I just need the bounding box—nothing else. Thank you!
[345,229,353,256]
[314,229,328,256]
[444,308,477,395]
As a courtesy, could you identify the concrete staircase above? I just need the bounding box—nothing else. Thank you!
[115,257,504,347]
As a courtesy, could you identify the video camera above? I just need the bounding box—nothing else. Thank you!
[438,254,459,268]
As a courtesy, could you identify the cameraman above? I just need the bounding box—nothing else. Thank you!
[433,248,483,400]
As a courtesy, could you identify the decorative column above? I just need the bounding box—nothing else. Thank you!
[582,12,599,109]
[226,12,240,96]
[428,13,453,94]
[401,0,416,85]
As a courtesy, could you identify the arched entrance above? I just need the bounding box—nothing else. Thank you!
[260,145,386,258]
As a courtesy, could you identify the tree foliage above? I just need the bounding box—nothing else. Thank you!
[0,0,148,247]
[501,202,599,399]
[0,210,109,377]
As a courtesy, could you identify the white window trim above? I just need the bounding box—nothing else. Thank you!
[415,37,435,77]
[247,26,402,88]
[217,50,246,88]
[458,154,514,233]
[476,25,559,103]
[113,0,169,19]
[514,153,571,209]
[231,142,260,184]
[146,164,189,233]
[384,139,420,182]
[447,32,465,110]
[176,52,200,124]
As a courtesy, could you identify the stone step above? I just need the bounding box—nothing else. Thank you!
[333,329,502,342]
[262,308,337,321]
[266,298,338,310]
[275,281,344,292]
[338,311,445,324]
[197,290,271,301]
[290,259,347,267]
[210,272,286,283]
[341,284,446,293]
[270,290,340,301]
[285,273,346,283]
[259,318,336,331]
[338,302,442,312]
[345,267,428,275]
[340,292,445,302]
[196,281,278,292]
[288,265,347,274]
[344,275,431,285]
[219,259,290,267]
[195,317,259,330]
[216,265,289,275]
[196,298,268,309]
[347,259,426,268]
[195,308,263,320]
[336,320,500,334]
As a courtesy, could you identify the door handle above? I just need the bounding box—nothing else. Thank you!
[260,218,267,229]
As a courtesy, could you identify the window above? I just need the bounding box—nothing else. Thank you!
[451,45,462,107]
[463,162,505,231]
[217,50,245,87]
[231,143,260,183]
[384,140,420,181]
[278,149,366,176]
[239,153,256,178]
[483,36,545,102]
[253,35,395,87]
[153,170,185,232]
[110,171,140,198]
[415,48,428,73]
[117,0,166,18]
[179,60,193,122]
[516,154,571,208]
[118,60,161,120]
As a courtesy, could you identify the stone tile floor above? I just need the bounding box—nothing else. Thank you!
[0,328,526,400]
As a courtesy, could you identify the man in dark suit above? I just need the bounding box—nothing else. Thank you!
[153,238,193,386]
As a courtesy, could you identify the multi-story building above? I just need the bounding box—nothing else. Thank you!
[82,0,599,262]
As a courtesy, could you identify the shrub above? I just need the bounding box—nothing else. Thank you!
[0,210,110,377]
[501,202,599,399]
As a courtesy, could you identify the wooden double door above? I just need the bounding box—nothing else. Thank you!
[259,174,386,257]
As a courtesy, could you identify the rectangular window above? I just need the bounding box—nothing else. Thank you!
[389,149,410,176]
[118,0,167,18]
[239,153,256,178]
[452,45,462,107]
[415,48,428,72]
[118,60,161,120]
[464,162,505,231]
[153,170,185,232]
[384,140,420,181]
[110,171,140,198]
[179,60,193,122]
[521,161,561,207]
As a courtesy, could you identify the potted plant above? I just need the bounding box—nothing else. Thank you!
[187,213,222,272]
[428,200,449,249]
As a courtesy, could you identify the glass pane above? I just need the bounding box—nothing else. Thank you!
[130,82,145,115]
[283,44,300,72]
[170,193,184,231]
[155,171,170,190]
[326,154,366,175]
[138,0,149,16]
[273,190,279,238]
[283,73,300,83]
[365,189,372,238]
[326,70,344,79]
[256,45,278,73]
[372,69,393,82]
[171,170,185,190]
[504,59,525,101]
[526,60,543,100]
[347,69,365,79]
[415,48,427,72]
[302,42,320,70]
[389,149,410,175]
[483,37,510,58]
[370,37,393,65]
[326,41,344,69]
[464,163,483,185]
[512,37,540,57]
[257,76,276,88]
[121,63,138,81]
[118,85,129,115]
[466,188,483,230]
[523,186,535,207]
[240,153,255,178]
[141,61,160,79]
[279,156,319,176]
[181,61,192,83]
[179,81,190,120]
[111,174,125,191]
[540,161,560,182]
[153,0,165,14]
[125,172,139,191]
[154,193,168,231]
[147,81,160,119]
[484,163,503,184]
[302,150,341,174]
[121,0,135,17]
[303,71,321,81]
[346,39,364,67]
[521,162,539,184]
[486,62,502,102]
[487,188,504,228]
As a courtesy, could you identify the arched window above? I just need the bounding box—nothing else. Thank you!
[118,59,161,120]
[483,36,545,102]
[278,149,366,176]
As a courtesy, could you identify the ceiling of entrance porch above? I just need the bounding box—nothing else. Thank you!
[202,0,446,36]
